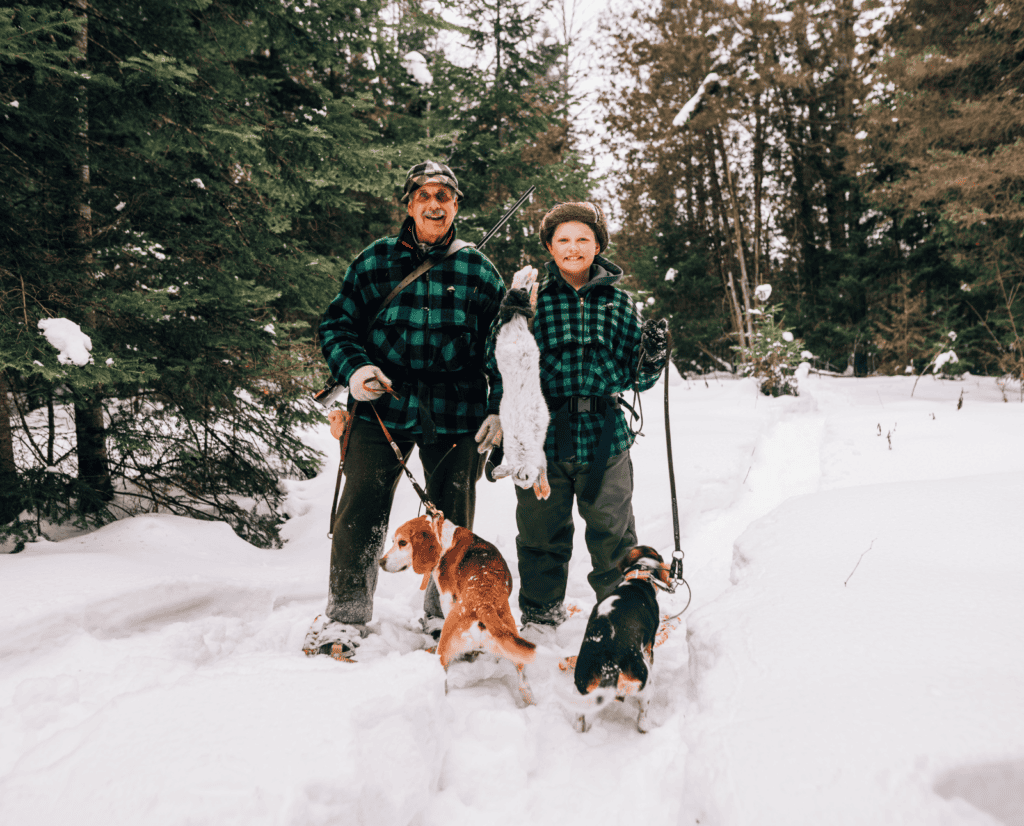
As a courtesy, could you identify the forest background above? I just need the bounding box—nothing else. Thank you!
[2,0,1022,551]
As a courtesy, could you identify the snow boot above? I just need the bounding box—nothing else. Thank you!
[519,600,567,645]
[302,615,367,661]
[420,614,445,643]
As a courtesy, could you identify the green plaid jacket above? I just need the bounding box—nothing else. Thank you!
[487,256,664,464]
[320,219,505,437]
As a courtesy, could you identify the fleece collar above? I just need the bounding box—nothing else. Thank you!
[397,216,457,262]
[538,254,623,295]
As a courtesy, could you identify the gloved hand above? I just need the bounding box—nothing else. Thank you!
[474,414,503,453]
[641,318,669,353]
[349,364,392,402]
[511,265,539,312]
[640,318,670,370]
[327,409,350,440]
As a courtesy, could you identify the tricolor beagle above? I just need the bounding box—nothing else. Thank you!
[571,545,672,732]
[380,513,536,705]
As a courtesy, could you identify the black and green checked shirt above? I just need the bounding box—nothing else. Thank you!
[487,256,665,465]
[319,219,505,437]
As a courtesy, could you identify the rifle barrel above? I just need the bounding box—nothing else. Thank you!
[478,185,536,250]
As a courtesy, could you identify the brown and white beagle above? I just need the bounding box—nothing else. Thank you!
[380,513,536,705]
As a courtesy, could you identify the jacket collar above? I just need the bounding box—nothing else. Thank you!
[538,254,623,295]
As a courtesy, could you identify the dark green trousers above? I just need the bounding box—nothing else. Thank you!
[326,415,483,624]
[515,449,638,615]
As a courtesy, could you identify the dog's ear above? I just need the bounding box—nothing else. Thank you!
[619,546,645,572]
[640,545,665,565]
[411,523,441,574]
[430,511,445,543]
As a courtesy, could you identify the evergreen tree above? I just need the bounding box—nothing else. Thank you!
[597,0,891,373]
[0,0,431,547]
[424,0,594,276]
[857,0,1024,379]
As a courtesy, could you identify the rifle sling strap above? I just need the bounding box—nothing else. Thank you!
[376,239,473,317]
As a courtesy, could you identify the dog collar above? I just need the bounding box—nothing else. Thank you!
[622,566,673,591]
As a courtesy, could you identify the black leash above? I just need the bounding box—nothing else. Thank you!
[662,333,692,616]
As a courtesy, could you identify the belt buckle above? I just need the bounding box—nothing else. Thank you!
[576,397,592,413]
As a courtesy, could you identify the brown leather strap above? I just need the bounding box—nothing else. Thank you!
[328,402,358,538]
[376,239,472,317]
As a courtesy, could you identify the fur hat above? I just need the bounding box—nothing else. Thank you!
[539,201,609,253]
[401,161,463,203]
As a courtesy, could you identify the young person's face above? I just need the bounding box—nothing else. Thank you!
[546,221,598,280]
[407,183,458,244]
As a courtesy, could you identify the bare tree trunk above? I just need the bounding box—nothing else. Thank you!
[752,103,766,286]
[703,140,747,353]
[715,127,755,345]
[495,0,504,148]
[0,372,21,525]
[70,0,113,510]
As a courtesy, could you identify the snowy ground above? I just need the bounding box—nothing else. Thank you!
[2,370,1023,826]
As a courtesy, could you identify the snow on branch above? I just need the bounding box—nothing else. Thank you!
[38,318,93,366]
[673,72,720,128]
[401,51,433,87]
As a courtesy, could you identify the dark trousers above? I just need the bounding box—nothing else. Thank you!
[326,416,484,624]
[515,449,638,614]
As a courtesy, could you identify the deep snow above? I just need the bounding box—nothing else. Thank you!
[2,370,1023,826]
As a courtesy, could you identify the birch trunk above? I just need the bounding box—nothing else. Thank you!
[715,127,755,345]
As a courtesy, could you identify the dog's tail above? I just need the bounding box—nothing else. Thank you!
[478,604,536,666]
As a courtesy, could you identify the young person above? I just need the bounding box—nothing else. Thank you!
[487,202,669,631]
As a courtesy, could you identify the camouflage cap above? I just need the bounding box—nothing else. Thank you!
[401,161,463,203]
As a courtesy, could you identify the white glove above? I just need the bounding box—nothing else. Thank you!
[474,414,502,453]
[349,365,392,402]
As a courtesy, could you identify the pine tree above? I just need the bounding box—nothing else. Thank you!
[0,0,430,546]
[597,0,889,372]
[423,0,594,276]
[858,0,1024,381]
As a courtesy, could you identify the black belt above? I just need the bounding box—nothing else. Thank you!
[550,395,620,503]
[564,395,616,414]
[377,365,484,445]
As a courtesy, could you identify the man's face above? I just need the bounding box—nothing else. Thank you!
[407,182,458,244]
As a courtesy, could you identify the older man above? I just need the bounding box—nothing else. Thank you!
[303,161,506,659]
